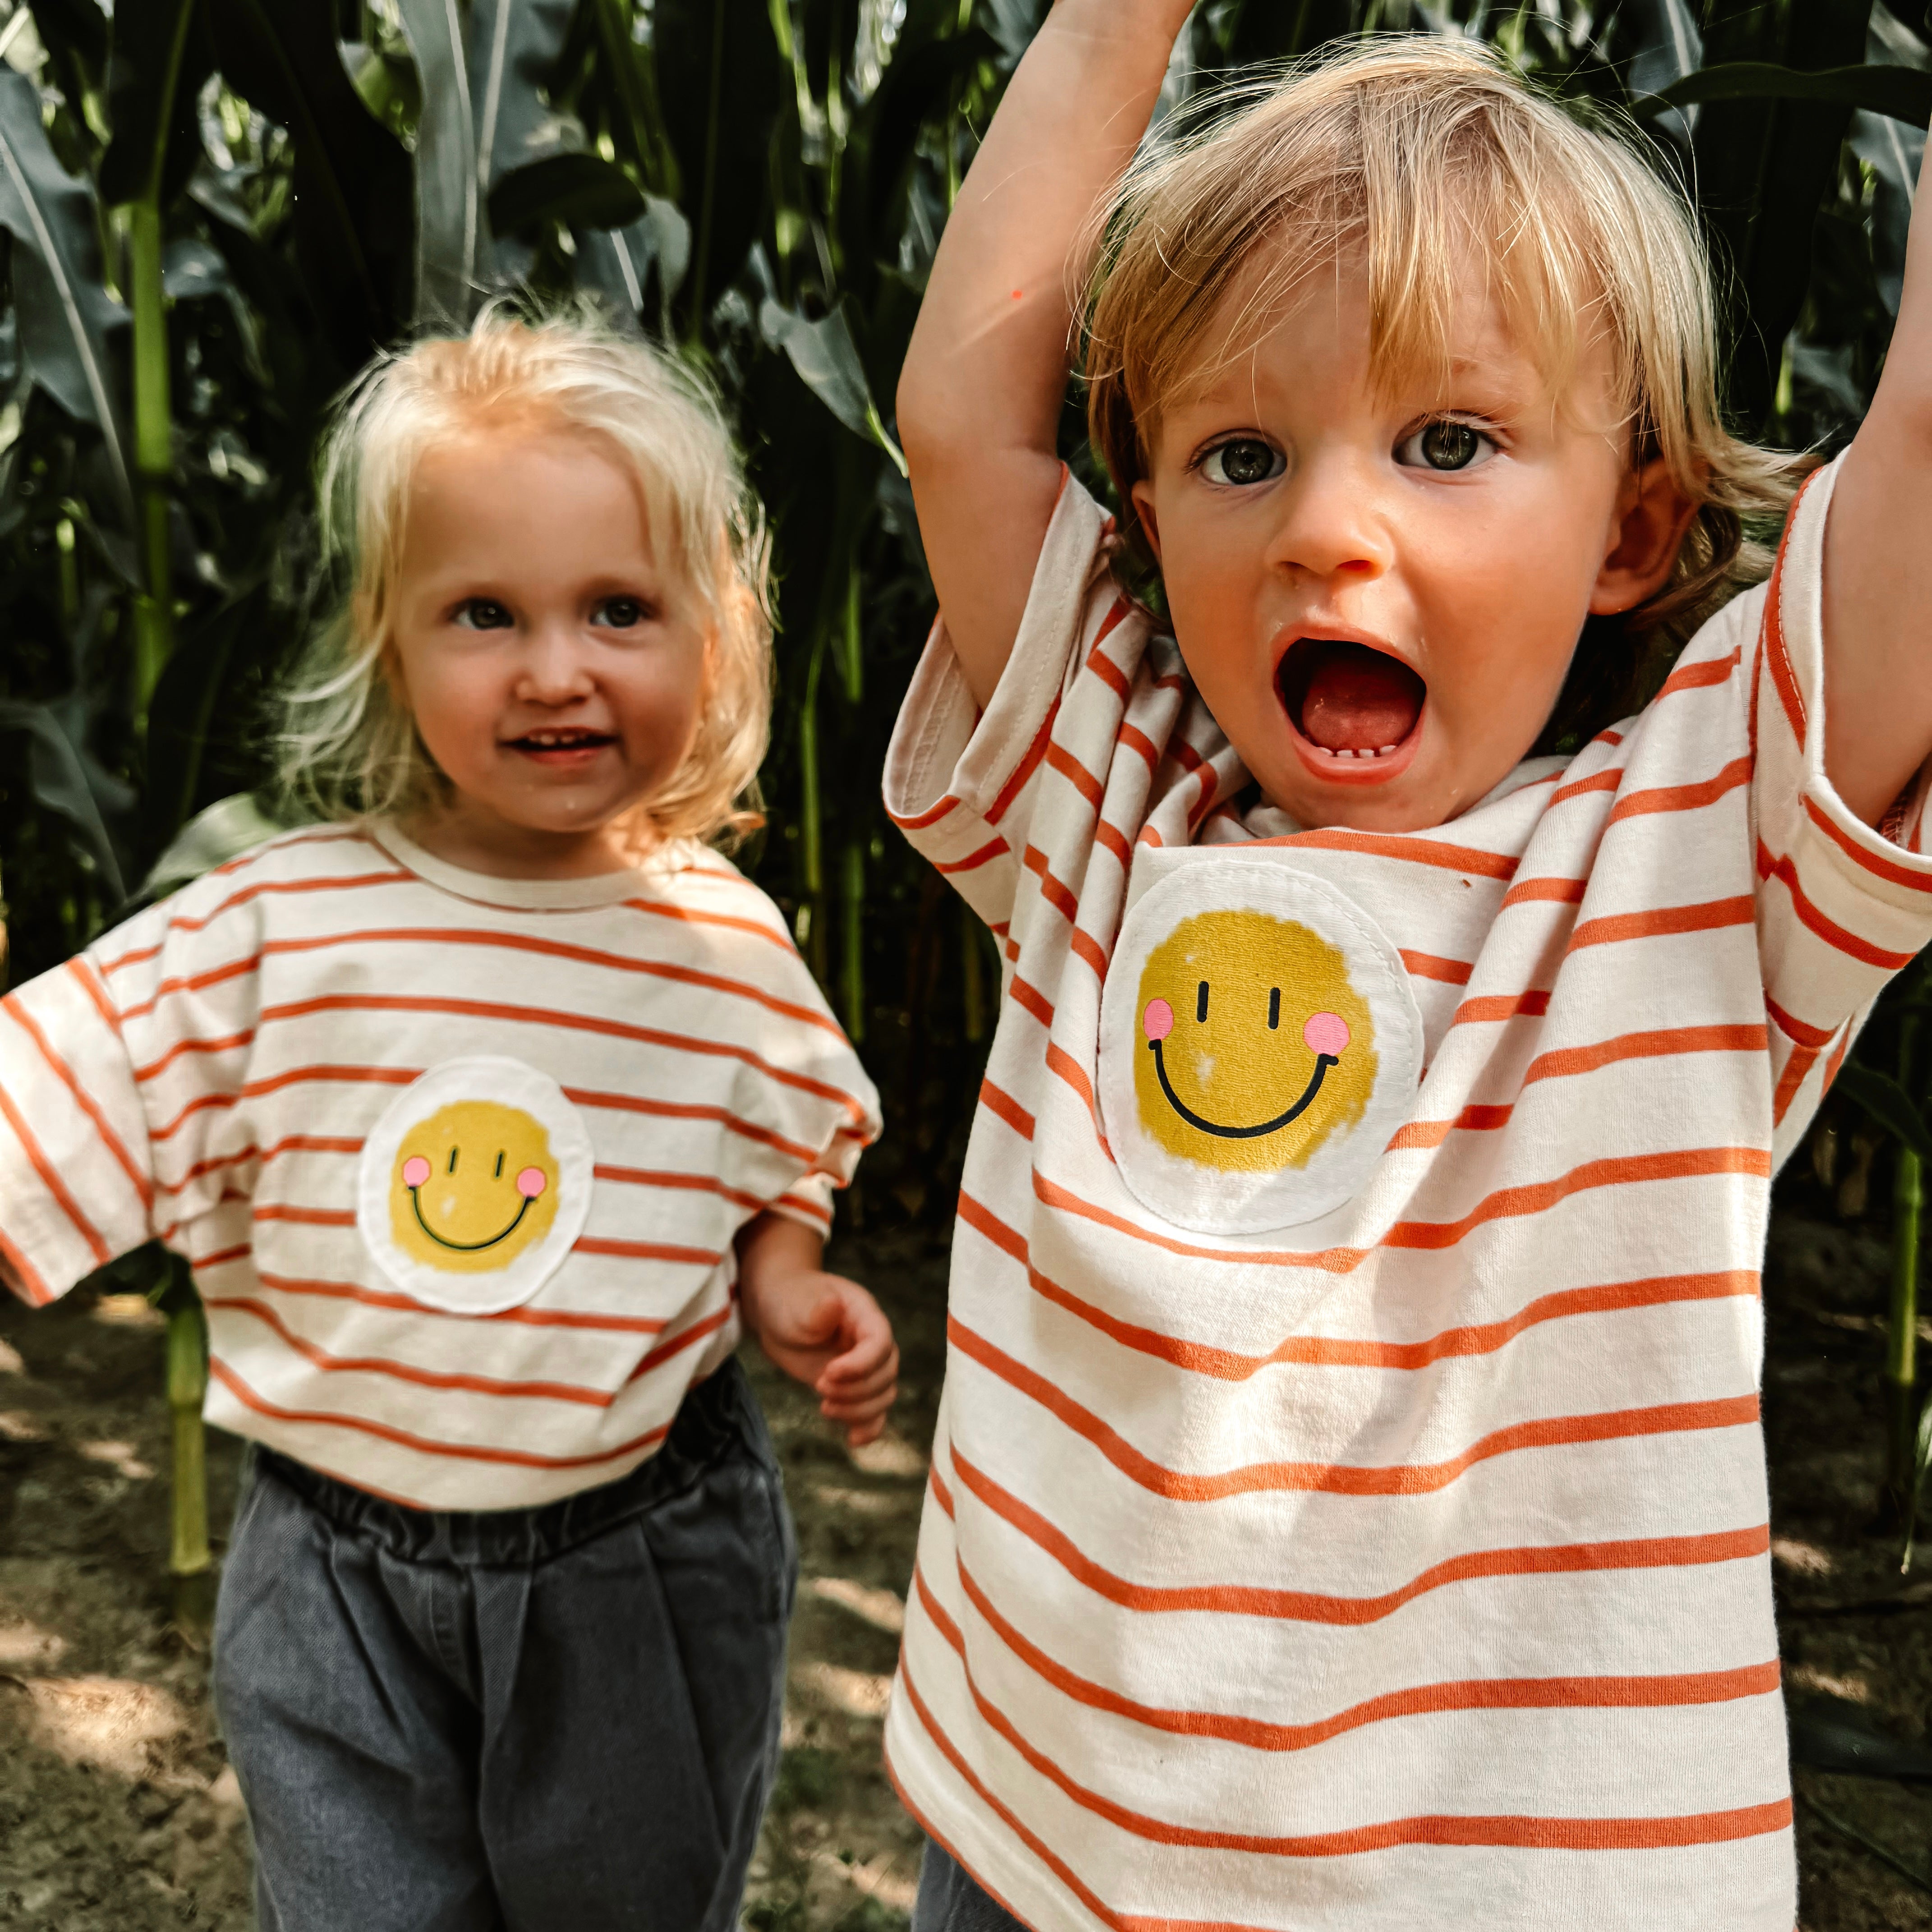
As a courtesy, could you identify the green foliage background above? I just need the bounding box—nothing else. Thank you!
[0,0,1926,1233]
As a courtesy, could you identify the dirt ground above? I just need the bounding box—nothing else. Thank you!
[0,1208,1927,1930]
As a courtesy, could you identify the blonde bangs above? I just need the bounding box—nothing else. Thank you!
[1084,37,1810,672]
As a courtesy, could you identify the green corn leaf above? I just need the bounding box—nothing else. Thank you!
[0,698,129,900]
[0,71,131,519]
[489,152,647,237]
[1834,1060,1932,1159]
[1641,59,1932,126]
[760,296,906,474]
[469,0,576,191]
[394,0,483,326]
[98,0,210,209]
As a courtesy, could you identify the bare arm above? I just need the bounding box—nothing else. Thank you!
[897,0,1195,710]
[1823,164,1932,825]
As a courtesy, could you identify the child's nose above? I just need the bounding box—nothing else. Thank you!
[517,624,597,700]
[1260,456,1394,584]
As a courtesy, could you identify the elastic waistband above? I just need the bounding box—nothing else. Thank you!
[252,1358,760,1567]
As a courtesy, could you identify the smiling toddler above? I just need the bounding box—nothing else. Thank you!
[883,18,1932,1931]
[0,312,892,1930]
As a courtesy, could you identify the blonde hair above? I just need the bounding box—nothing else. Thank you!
[1084,37,1810,739]
[278,305,774,848]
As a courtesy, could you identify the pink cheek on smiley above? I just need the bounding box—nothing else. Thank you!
[516,1167,547,1199]
[1303,1012,1350,1058]
[401,1156,430,1188]
[1142,999,1174,1043]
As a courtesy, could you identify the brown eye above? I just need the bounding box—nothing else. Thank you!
[1398,419,1495,473]
[1202,439,1283,487]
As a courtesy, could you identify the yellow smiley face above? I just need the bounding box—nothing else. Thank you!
[1132,910,1377,1172]
[387,1099,561,1274]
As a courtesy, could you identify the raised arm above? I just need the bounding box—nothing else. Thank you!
[1823,161,1932,826]
[897,0,1195,710]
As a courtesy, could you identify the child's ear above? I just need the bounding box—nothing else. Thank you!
[1129,479,1164,563]
[1589,456,1698,616]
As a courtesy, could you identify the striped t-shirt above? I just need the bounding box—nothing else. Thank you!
[881,456,1932,1930]
[0,823,879,1509]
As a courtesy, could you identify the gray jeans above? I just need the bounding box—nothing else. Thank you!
[212,1360,795,1932]
[913,1844,1034,1932]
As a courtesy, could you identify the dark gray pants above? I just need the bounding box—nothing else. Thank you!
[914,1844,1034,1932]
[213,1361,795,1932]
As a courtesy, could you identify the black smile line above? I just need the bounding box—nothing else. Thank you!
[1148,1040,1339,1139]
[409,1186,531,1252]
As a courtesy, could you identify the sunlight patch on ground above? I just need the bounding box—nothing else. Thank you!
[1772,1536,1837,1577]
[811,1482,904,1518]
[0,1618,65,1668]
[92,1293,164,1328]
[808,1575,906,1635]
[4,1674,193,1780]
[1788,1663,1872,1704]
[77,1438,155,1481]
[0,1410,46,1441]
[0,1338,23,1375]
[812,1846,919,1910]
[800,1660,894,1720]
[846,1431,927,1480]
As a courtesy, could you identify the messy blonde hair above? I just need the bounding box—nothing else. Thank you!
[278,305,773,848]
[1084,37,1810,741]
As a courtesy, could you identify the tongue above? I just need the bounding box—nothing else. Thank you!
[1299,644,1424,753]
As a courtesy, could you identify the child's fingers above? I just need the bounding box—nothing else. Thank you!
[818,1340,898,1392]
[820,1376,897,1421]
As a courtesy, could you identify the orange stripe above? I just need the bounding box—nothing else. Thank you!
[253,1204,354,1227]
[564,1085,820,1163]
[207,1296,620,1405]
[1655,646,1741,699]
[0,1078,111,1265]
[1118,722,1159,772]
[1400,949,1473,986]
[1550,766,1624,806]
[1764,995,1836,1050]
[934,837,1010,877]
[133,1027,256,1083]
[1569,896,1754,952]
[887,791,961,832]
[1605,756,1751,826]
[1022,846,1081,925]
[986,698,1061,825]
[97,869,415,975]
[236,1264,670,1333]
[1032,1146,1769,1273]
[1043,1045,1110,1155]
[1500,876,1585,909]
[592,1164,766,1214]
[1761,478,1817,747]
[949,1312,1759,1500]
[158,1134,365,1198]
[152,1065,418,1145]
[209,1356,672,1471]
[1387,1106,1513,1148]
[117,949,261,1021]
[966,1186,1755,1375]
[1010,976,1054,1027]
[1257,828,1518,881]
[948,1557,1780,1753]
[1756,842,1916,971]
[252,993,871,1124]
[1070,929,1109,978]
[621,893,796,952]
[905,1616,1791,1861]
[257,925,846,1039]
[1771,1042,1821,1127]
[1800,795,1932,893]
[948,1447,1770,1623]
[1046,741,1104,810]
[631,1303,734,1375]
[773,1186,833,1228]
[1450,989,1551,1026]
[65,956,123,1037]
[3,996,152,1211]
[979,1080,1036,1141]
[573,1235,720,1265]
[1823,1028,1852,1093]
[0,1224,52,1305]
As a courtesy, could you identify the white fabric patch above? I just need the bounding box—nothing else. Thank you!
[357,1056,593,1314]
[1097,861,1421,1233]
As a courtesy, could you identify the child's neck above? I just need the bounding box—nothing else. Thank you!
[399,801,650,881]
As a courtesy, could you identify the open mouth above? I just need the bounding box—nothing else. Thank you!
[1275,639,1426,778]
[505,727,616,763]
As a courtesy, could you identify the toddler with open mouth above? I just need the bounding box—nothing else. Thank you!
[882,14,1932,1931]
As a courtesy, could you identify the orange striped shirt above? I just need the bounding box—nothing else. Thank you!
[0,824,879,1509]
[879,459,1928,1928]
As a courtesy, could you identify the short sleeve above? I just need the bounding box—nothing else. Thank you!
[0,941,160,1303]
[1749,456,1932,1141]
[883,470,1118,933]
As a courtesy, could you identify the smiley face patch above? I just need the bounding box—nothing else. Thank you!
[1099,864,1421,1233]
[358,1057,592,1313]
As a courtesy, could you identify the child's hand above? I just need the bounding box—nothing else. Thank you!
[735,1212,899,1446]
